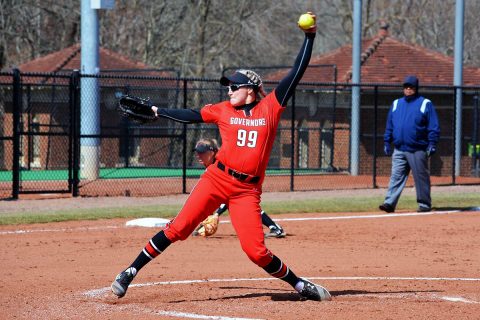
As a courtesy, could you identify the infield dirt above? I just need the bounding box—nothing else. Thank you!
[0,185,479,319]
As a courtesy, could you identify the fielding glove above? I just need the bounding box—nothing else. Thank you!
[196,213,219,237]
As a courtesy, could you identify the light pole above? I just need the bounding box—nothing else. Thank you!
[80,0,115,179]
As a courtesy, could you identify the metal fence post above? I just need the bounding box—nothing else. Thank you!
[290,92,295,191]
[11,69,21,200]
[452,88,457,184]
[331,68,337,170]
[373,85,378,188]
[70,70,81,196]
[473,94,479,177]
[182,78,188,194]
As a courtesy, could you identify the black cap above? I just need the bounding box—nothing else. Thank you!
[220,71,258,87]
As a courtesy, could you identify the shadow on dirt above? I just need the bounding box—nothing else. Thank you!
[434,206,480,211]
[166,286,443,303]
[331,289,442,296]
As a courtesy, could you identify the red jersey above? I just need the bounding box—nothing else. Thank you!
[200,90,283,178]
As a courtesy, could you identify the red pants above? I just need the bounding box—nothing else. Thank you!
[163,164,273,267]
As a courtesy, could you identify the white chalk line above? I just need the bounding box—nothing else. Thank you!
[99,302,264,320]
[84,275,480,319]
[136,306,263,320]
[148,310,263,320]
[216,209,469,224]
[264,209,467,222]
[84,275,480,299]
[349,292,479,304]
[148,310,262,320]
[440,296,479,304]
[0,225,121,235]
[1,209,475,235]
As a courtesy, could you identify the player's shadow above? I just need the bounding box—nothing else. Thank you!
[167,286,442,303]
[166,286,297,303]
[270,289,441,301]
[331,289,441,296]
[434,206,480,212]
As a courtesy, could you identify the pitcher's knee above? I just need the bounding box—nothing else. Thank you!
[163,225,188,242]
[242,247,272,267]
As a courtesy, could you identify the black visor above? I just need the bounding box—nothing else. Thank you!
[193,144,215,153]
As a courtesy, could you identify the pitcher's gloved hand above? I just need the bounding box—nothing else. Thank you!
[116,94,157,124]
[426,144,436,157]
[384,142,392,156]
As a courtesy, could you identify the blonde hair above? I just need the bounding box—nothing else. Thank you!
[237,69,267,97]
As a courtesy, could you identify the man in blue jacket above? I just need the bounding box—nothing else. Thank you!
[379,75,440,213]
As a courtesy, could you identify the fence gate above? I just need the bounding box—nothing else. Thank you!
[10,71,77,198]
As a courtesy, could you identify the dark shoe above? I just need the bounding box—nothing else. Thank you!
[298,278,332,301]
[379,203,395,213]
[111,267,136,298]
[417,206,431,212]
[265,226,286,238]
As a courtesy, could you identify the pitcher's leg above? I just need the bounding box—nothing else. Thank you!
[228,192,268,265]
[131,178,223,273]
[228,191,331,301]
[112,175,224,298]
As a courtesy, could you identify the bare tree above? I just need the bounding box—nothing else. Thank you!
[2,0,479,75]
[0,0,79,70]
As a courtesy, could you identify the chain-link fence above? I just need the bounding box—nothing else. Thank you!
[0,70,479,198]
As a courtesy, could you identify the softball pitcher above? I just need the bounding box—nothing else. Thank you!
[112,13,331,302]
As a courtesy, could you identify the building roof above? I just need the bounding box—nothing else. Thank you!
[267,23,480,86]
[18,43,174,76]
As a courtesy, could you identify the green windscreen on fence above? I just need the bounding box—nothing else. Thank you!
[0,168,326,182]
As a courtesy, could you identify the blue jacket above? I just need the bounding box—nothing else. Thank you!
[384,95,440,152]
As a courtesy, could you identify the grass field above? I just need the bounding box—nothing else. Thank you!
[0,189,478,225]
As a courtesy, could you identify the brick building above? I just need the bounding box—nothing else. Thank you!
[265,23,480,176]
[1,44,177,171]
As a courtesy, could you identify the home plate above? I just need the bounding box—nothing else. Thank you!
[126,218,170,228]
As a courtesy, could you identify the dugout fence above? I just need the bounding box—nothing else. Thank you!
[0,69,479,199]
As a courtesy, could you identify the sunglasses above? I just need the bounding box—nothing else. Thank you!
[193,144,215,153]
[228,84,252,92]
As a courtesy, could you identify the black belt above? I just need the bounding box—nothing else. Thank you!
[216,161,260,184]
